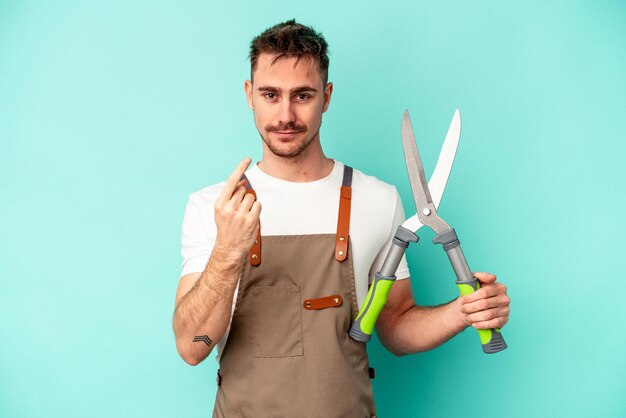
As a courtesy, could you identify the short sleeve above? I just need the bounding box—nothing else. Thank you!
[180,194,215,278]
[368,190,411,281]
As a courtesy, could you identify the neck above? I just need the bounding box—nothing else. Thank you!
[257,138,334,182]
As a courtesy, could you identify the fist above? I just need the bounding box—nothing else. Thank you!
[459,272,510,330]
[214,158,262,260]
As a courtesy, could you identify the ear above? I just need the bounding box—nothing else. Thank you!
[322,82,333,113]
[244,80,254,110]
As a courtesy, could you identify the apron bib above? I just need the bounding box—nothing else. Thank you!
[213,166,376,418]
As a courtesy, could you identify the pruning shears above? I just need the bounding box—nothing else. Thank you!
[349,110,507,354]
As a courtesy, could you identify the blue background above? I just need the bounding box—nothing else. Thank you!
[1,1,624,417]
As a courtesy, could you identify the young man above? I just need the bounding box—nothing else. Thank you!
[173,20,510,417]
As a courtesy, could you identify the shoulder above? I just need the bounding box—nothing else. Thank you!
[186,181,226,208]
[350,166,399,200]
[345,165,402,226]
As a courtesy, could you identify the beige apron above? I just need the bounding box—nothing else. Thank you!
[213,166,377,418]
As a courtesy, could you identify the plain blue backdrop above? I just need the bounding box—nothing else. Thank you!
[1,1,624,417]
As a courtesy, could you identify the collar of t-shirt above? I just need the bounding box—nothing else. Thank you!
[244,160,346,236]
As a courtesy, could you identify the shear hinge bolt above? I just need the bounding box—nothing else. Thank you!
[422,208,431,216]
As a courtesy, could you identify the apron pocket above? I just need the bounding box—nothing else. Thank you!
[252,285,303,358]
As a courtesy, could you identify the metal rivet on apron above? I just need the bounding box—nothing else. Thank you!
[305,301,312,308]
[339,236,345,241]
[252,254,258,260]
[338,250,344,256]
[333,298,339,304]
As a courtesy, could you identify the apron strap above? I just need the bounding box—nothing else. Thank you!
[241,173,262,266]
[241,164,353,266]
[335,165,353,262]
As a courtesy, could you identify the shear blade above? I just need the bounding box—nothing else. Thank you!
[402,110,433,208]
[401,109,461,233]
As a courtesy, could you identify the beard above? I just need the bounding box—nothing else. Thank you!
[259,121,320,159]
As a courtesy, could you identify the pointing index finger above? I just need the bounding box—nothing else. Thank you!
[216,158,252,205]
[224,157,252,192]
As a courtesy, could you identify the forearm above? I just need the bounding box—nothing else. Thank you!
[377,297,467,356]
[173,245,243,365]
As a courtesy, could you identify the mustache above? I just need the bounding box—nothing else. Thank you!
[265,122,307,133]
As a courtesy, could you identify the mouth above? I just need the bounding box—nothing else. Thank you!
[271,130,302,139]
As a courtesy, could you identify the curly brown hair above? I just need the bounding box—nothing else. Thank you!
[249,19,329,85]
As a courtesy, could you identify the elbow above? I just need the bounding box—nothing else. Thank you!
[391,348,409,357]
[183,356,202,366]
[387,345,422,357]
[379,337,409,357]
[179,351,204,366]
[176,339,209,366]
[382,341,406,357]
[379,333,427,357]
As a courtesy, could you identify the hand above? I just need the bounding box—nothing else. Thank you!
[213,158,262,261]
[459,272,510,330]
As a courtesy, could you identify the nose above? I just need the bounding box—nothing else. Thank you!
[277,99,296,125]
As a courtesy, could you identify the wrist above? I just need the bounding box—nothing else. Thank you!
[211,241,246,272]
[449,296,469,333]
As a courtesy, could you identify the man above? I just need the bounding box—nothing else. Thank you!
[173,20,510,417]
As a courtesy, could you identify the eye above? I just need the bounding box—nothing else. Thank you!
[295,93,310,101]
[263,92,277,101]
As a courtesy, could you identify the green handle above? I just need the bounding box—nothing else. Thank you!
[349,273,395,342]
[349,226,417,342]
[434,228,507,354]
[457,278,507,354]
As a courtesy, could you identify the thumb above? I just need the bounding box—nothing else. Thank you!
[473,272,497,285]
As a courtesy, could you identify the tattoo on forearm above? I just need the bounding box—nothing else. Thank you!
[193,335,213,347]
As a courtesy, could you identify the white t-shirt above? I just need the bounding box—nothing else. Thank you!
[180,160,410,358]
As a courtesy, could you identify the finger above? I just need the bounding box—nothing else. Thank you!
[229,184,248,206]
[250,200,262,219]
[226,180,248,204]
[466,305,510,324]
[462,282,506,304]
[217,158,252,204]
[238,191,257,213]
[461,294,509,314]
[473,272,497,284]
[471,316,509,330]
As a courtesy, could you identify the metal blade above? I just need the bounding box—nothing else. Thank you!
[429,109,461,210]
[401,110,432,211]
[401,109,461,233]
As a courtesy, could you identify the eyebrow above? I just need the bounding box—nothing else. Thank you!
[256,85,318,94]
